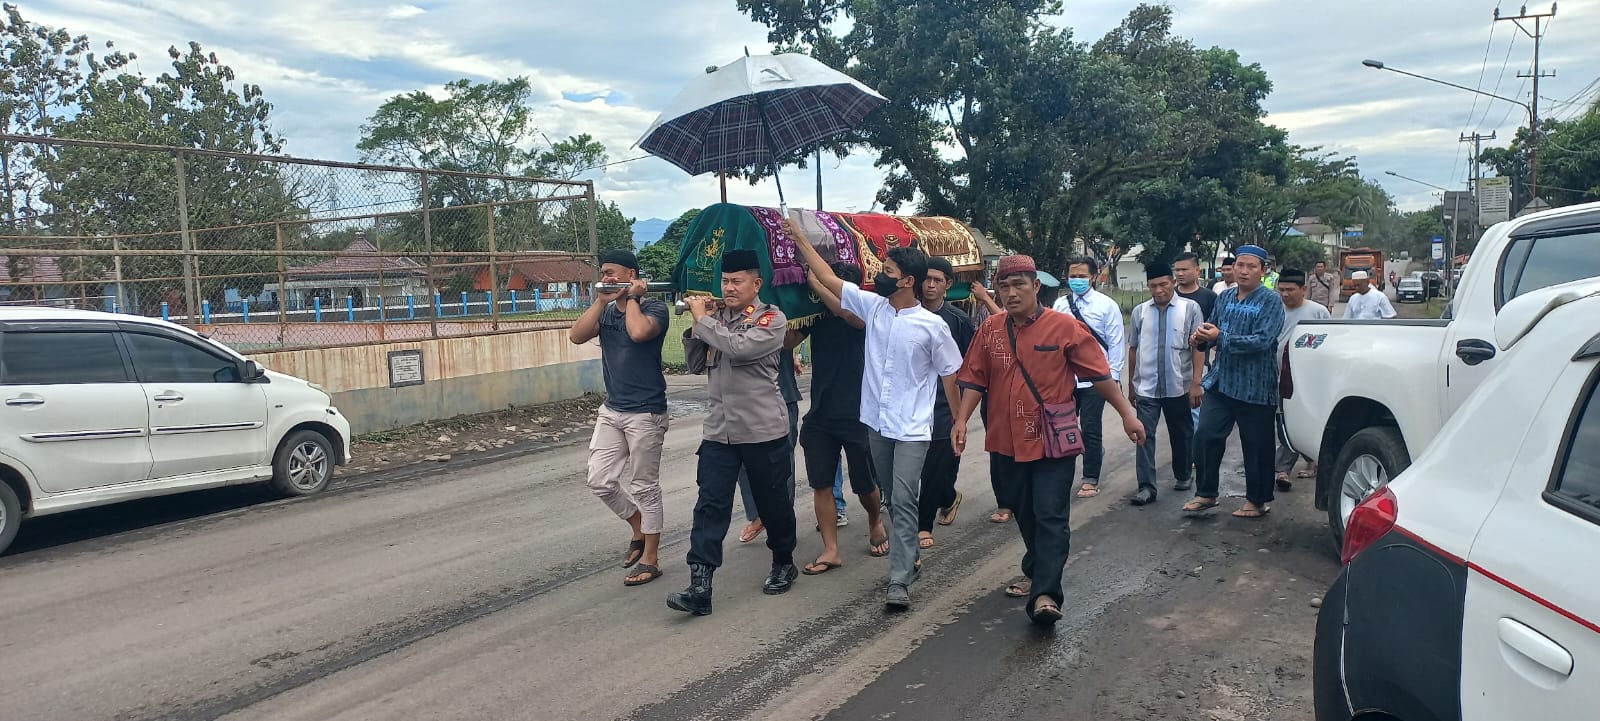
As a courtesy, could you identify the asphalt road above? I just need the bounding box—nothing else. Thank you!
[0,375,1339,721]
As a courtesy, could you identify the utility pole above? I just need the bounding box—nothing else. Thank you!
[1495,3,1556,203]
[1459,131,1495,258]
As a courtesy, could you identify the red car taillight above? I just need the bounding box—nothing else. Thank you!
[1280,345,1294,400]
[1341,486,1398,565]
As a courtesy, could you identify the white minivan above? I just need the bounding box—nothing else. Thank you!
[0,308,351,555]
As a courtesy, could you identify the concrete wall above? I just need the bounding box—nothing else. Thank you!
[247,329,603,435]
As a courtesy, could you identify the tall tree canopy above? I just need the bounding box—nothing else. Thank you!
[738,1,1277,271]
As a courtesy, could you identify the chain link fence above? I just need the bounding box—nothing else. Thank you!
[0,134,601,351]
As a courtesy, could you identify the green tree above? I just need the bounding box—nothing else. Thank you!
[1273,236,1328,273]
[638,208,699,281]
[38,42,300,312]
[549,199,634,255]
[1482,103,1600,210]
[739,2,1274,271]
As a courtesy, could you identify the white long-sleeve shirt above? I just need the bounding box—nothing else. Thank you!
[1054,288,1125,388]
[1344,288,1397,320]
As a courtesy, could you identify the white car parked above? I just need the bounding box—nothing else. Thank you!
[0,308,351,555]
[1314,278,1600,720]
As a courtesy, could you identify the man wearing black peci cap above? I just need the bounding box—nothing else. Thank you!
[1125,262,1205,505]
[668,249,800,616]
[569,249,670,587]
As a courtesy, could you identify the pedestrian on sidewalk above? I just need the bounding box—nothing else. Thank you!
[793,261,886,577]
[1273,269,1330,490]
[794,238,963,611]
[1344,271,1396,320]
[917,257,976,550]
[568,250,671,587]
[667,250,799,617]
[1307,260,1338,312]
[1125,263,1205,506]
[1053,256,1125,501]
[1185,245,1285,520]
[951,255,1146,626]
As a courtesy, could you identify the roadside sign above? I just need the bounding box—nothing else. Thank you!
[1479,176,1511,226]
[1431,237,1444,260]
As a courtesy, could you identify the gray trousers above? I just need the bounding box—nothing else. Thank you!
[1135,395,1193,493]
[868,429,929,589]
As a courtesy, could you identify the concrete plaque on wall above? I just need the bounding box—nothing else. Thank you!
[388,350,425,388]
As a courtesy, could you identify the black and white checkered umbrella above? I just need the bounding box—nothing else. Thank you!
[635,53,885,201]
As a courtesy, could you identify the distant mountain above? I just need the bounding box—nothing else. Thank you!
[631,218,672,249]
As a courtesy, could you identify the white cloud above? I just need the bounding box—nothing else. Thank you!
[19,0,1600,221]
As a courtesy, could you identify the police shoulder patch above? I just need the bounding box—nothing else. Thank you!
[757,311,776,327]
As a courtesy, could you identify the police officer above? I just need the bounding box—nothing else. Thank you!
[667,249,799,616]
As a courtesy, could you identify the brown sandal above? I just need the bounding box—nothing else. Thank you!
[1004,579,1032,598]
[623,564,662,586]
[1182,498,1219,513]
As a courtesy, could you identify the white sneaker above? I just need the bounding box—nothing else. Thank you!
[836,513,850,527]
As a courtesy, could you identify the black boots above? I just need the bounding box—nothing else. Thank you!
[667,563,714,616]
[762,563,799,595]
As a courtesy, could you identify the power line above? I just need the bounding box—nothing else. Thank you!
[1451,19,1499,188]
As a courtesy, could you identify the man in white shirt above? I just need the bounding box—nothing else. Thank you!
[1274,269,1332,489]
[793,237,963,611]
[1053,256,1125,499]
[1211,256,1237,294]
[1343,270,1396,320]
[1126,263,1205,505]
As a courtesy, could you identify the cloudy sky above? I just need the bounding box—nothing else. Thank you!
[25,0,1600,222]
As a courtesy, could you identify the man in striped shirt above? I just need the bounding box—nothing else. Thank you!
[1185,245,1285,519]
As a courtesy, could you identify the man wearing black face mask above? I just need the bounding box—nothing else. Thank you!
[794,236,963,611]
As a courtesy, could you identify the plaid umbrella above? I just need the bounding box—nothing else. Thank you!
[635,53,886,196]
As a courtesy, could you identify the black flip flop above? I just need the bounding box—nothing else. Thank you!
[868,535,890,557]
[1031,600,1063,626]
[622,538,645,568]
[801,560,843,576]
[623,564,662,586]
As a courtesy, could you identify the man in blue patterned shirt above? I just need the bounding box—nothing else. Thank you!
[1183,245,1284,519]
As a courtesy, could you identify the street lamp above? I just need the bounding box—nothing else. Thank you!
[1363,59,1539,199]
[1384,170,1448,193]
[1384,170,1463,294]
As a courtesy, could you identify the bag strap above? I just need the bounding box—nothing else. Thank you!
[1065,293,1110,350]
[1006,318,1050,409]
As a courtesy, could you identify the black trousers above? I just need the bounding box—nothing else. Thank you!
[917,437,961,532]
[1074,385,1106,481]
[688,437,797,570]
[1194,390,1277,506]
[800,420,877,494]
[993,453,1077,618]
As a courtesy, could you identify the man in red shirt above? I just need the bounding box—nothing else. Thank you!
[952,255,1145,626]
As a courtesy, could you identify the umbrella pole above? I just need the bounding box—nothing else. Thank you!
[719,172,727,203]
[816,147,823,210]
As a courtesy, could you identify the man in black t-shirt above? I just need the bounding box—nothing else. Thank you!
[795,262,885,576]
[917,257,975,549]
[1172,252,1217,321]
[568,250,670,586]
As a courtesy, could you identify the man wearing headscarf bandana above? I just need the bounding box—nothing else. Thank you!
[1186,244,1284,520]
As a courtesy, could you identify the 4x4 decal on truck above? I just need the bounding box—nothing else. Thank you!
[1295,332,1329,349]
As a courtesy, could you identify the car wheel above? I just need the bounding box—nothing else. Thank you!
[271,430,335,496]
[0,482,20,555]
[1327,426,1410,547]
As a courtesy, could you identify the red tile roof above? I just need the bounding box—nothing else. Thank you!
[508,259,593,284]
[288,237,426,280]
[0,256,107,284]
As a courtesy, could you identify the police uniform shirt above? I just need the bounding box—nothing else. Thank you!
[682,302,789,444]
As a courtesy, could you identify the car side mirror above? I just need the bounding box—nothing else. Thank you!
[241,360,269,383]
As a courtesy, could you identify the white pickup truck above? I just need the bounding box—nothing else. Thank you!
[1283,200,1600,543]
